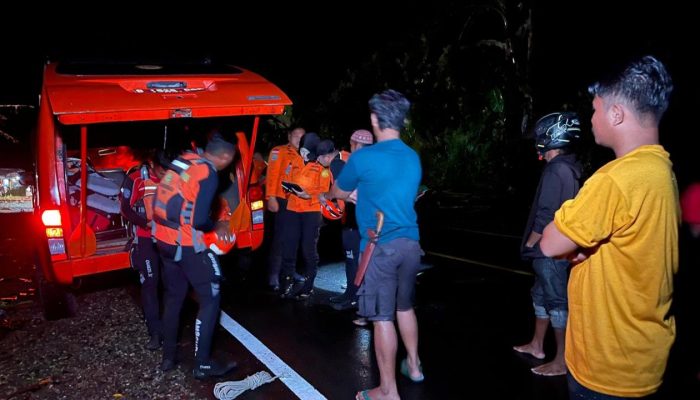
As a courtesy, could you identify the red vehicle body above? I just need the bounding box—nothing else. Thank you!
[33,61,290,318]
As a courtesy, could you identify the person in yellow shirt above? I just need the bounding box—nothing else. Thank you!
[265,127,305,291]
[541,55,678,398]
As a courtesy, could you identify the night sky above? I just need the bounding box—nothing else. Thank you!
[1,1,695,182]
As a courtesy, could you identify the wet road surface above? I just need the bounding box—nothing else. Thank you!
[2,200,699,399]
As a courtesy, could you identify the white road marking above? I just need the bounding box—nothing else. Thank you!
[219,311,327,400]
[426,251,534,276]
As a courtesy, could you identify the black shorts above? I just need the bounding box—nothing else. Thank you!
[357,238,423,321]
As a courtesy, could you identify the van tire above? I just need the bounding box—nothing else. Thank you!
[33,256,77,320]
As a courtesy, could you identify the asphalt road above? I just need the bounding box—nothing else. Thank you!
[1,196,699,399]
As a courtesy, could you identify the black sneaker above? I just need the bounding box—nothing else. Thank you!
[146,334,162,351]
[279,278,295,299]
[193,360,238,380]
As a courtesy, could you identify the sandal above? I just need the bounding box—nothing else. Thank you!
[352,317,368,327]
[400,358,424,382]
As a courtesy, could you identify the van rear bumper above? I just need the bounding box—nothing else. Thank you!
[53,252,130,285]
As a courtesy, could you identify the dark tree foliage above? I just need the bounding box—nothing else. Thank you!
[310,0,540,196]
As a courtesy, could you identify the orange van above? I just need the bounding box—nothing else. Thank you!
[33,61,290,318]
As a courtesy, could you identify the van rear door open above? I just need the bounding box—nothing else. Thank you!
[34,61,290,319]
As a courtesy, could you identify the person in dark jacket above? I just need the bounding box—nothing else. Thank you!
[153,134,237,379]
[513,111,582,376]
[328,129,374,311]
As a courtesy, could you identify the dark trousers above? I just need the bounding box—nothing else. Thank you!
[158,243,222,364]
[281,211,322,291]
[267,198,290,286]
[130,238,162,336]
[567,374,659,399]
[342,227,361,299]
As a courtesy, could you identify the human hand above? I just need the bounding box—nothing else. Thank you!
[568,251,588,265]
[318,192,329,205]
[348,190,358,204]
[267,197,279,212]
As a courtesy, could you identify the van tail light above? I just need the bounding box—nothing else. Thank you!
[250,200,264,211]
[42,209,62,226]
[249,185,264,211]
[45,227,64,238]
[248,185,264,229]
[41,209,66,256]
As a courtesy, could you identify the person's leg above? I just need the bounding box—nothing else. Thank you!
[395,239,424,379]
[295,211,322,296]
[513,258,549,360]
[267,198,288,288]
[369,320,400,399]
[332,228,361,306]
[182,249,222,365]
[397,309,422,379]
[345,228,361,300]
[355,243,401,400]
[158,246,188,368]
[279,211,302,298]
[137,240,162,348]
[532,258,569,376]
[513,317,548,360]
[183,249,237,378]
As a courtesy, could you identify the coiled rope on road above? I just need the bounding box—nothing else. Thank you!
[213,371,279,399]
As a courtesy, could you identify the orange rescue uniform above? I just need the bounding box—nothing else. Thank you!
[266,144,303,200]
[287,161,332,213]
[153,152,217,252]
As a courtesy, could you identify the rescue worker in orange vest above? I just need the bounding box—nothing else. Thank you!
[265,127,305,291]
[120,150,169,350]
[279,132,333,299]
[153,134,237,379]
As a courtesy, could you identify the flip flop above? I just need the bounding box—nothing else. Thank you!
[356,390,372,400]
[352,317,368,327]
[400,358,424,383]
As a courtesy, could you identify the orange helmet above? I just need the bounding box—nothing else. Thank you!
[320,197,345,220]
[202,230,236,255]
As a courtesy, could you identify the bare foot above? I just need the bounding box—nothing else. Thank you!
[531,361,567,376]
[355,387,400,400]
[513,343,545,360]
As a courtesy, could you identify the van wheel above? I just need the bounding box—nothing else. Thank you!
[33,258,77,320]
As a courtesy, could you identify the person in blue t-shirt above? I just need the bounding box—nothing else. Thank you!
[330,89,425,400]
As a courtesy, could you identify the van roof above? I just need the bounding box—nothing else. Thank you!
[43,61,292,125]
